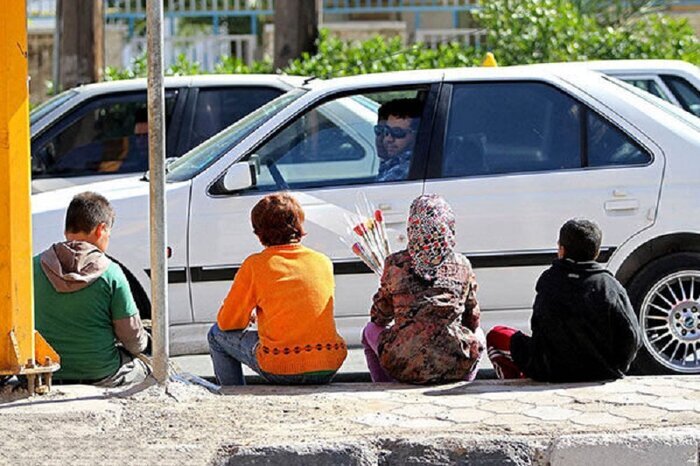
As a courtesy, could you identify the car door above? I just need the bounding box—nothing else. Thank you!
[31,90,182,193]
[187,84,441,345]
[423,79,664,333]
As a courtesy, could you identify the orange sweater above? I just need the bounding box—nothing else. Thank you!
[217,244,347,375]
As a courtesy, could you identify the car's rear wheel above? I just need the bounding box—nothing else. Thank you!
[627,253,700,375]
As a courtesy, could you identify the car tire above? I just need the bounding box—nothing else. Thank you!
[627,252,700,375]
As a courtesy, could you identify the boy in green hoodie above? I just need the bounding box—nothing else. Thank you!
[34,192,149,386]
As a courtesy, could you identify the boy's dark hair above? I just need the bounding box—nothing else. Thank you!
[251,193,306,247]
[378,98,422,124]
[558,219,602,262]
[65,192,115,234]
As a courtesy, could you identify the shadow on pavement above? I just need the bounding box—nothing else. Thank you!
[422,378,608,397]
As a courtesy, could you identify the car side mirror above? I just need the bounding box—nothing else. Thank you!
[221,161,254,193]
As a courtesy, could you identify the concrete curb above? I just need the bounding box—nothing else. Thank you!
[212,429,700,466]
[213,442,378,466]
[545,428,700,466]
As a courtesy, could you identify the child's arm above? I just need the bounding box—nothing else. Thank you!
[217,258,256,331]
[462,266,481,331]
[610,289,643,369]
[370,257,395,327]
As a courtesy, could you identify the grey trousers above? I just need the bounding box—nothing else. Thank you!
[95,349,151,388]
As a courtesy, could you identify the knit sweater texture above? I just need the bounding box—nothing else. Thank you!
[217,244,347,375]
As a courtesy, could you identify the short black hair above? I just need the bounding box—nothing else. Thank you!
[65,192,115,234]
[378,98,422,123]
[558,219,602,262]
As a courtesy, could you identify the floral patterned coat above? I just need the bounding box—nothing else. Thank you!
[371,250,482,384]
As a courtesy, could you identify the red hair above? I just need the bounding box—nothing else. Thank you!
[251,193,306,247]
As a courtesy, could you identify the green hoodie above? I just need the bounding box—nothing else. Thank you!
[34,241,139,381]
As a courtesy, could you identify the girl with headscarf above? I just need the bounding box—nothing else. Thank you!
[361,194,484,384]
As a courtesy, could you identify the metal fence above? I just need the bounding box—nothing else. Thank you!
[415,28,486,48]
[124,34,257,70]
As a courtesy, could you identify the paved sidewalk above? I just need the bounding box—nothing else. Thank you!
[0,376,698,465]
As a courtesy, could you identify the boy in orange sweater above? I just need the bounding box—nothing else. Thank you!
[208,193,347,385]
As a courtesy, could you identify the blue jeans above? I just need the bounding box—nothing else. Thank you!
[207,324,337,386]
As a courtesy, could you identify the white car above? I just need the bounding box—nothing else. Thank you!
[32,64,700,375]
[582,59,700,117]
[30,75,304,193]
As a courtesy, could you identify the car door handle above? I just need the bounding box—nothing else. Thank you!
[605,199,640,211]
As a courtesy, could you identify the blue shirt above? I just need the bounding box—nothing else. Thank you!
[377,150,412,182]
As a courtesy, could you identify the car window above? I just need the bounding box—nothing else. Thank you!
[439,82,651,179]
[587,112,650,167]
[244,88,426,192]
[32,92,177,178]
[441,82,581,178]
[30,90,78,126]
[619,78,668,100]
[605,76,700,132]
[186,86,284,152]
[661,75,700,118]
[167,89,307,182]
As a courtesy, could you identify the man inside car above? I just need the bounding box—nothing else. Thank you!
[375,98,422,182]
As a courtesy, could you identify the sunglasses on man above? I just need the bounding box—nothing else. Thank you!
[374,124,416,139]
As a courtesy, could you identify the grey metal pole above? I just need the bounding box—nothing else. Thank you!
[146,0,169,384]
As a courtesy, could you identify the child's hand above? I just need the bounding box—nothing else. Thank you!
[250,310,257,324]
[468,334,483,360]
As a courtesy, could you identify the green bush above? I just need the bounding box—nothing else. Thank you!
[594,13,700,63]
[476,0,700,65]
[105,53,147,81]
[214,55,274,74]
[283,30,481,78]
[166,53,203,76]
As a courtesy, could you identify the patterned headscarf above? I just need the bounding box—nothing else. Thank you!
[407,194,457,282]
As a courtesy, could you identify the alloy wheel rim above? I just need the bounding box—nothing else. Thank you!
[640,270,700,373]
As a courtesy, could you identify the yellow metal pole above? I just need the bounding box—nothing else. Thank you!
[0,0,34,375]
[0,0,58,393]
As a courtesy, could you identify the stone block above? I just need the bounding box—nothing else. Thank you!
[548,430,700,466]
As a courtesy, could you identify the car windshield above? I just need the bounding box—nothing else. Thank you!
[29,90,78,126]
[605,76,700,132]
[167,88,307,182]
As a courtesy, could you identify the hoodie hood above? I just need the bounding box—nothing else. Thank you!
[40,241,111,293]
[553,257,609,279]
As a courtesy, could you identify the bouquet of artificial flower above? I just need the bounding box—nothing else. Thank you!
[341,197,391,276]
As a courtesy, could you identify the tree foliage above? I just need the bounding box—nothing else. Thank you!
[476,0,700,65]
[571,0,672,27]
